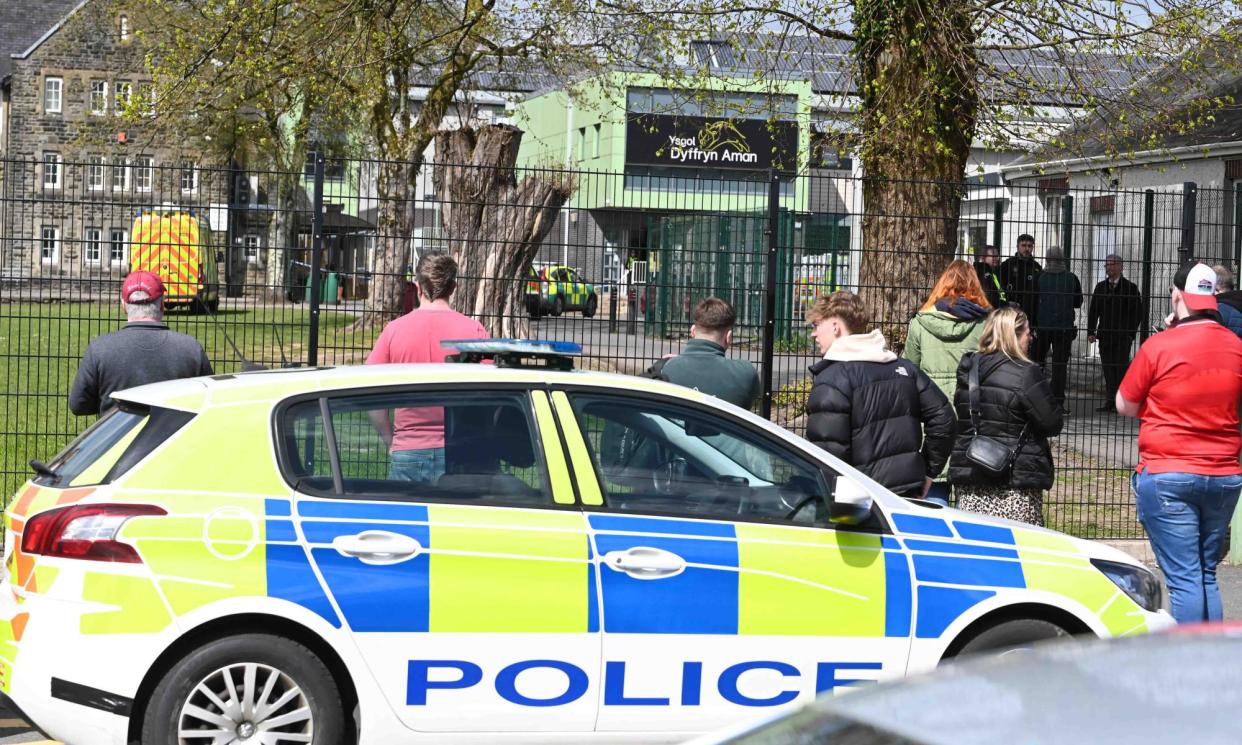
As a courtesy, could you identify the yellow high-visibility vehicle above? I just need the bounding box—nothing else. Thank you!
[129,210,219,313]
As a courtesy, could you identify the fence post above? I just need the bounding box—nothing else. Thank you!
[992,200,1004,251]
[1140,190,1155,342]
[307,151,326,367]
[1180,181,1198,266]
[1060,195,1074,259]
[760,169,780,420]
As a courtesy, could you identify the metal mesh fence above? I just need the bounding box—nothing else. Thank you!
[1,153,1229,539]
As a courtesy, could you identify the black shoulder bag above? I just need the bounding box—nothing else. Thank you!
[965,361,1027,473]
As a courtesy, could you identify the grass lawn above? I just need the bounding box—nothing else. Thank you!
[0,302,376,500]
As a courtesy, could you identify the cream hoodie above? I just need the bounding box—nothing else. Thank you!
[824,329,898,363]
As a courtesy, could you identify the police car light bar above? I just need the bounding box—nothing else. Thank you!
[442,339,583,370]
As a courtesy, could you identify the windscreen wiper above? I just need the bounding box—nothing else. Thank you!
[29,460,58,478]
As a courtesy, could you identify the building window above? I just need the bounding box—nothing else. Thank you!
[592,124,601,159]
[1045,194,1065,249]
[111,156,129,191]
[41,226,59,264]
[42,152,62,190]
[89,80,108,114]
[180,161,198,193]
[43,77,62,113]
[87,156,105,190]
[114,81,132,114]
[109,229,127,264]
[134,156,153,192]
[84,228,103,264]
[119,14,129,40]
[577,127,586,161]
[244,235,261,264]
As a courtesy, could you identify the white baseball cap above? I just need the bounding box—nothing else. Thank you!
[1174,262,1218,311]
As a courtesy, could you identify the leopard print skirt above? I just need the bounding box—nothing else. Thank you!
[955,487,1044,526]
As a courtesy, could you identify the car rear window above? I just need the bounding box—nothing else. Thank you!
[36,405,194,488]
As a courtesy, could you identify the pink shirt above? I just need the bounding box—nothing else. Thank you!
[365,307,488,451]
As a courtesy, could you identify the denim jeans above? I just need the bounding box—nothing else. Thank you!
[389,447,446,483]
[1132,470,1242,623]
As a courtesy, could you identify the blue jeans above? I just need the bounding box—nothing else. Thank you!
[1133,470,1242,623]
[924,482,951,507]
[389,447,446,483]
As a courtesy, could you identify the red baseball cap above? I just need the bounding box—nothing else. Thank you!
[121,271,165,304]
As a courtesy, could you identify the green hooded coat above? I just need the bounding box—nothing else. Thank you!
[904,311,986,402]
[905,311,986,481]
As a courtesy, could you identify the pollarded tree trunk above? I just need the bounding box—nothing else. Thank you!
[434,124,574,339]
[854,0,978,349]
[365,159,422,329]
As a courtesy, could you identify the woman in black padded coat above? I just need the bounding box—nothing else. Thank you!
[948,306,1064,525]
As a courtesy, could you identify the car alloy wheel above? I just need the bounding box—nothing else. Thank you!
[178,662,312,744]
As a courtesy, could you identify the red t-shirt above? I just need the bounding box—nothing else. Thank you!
[365,307,488,451]
[1119,318,1242,475]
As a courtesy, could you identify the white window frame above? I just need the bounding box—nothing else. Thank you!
[87,156,105,191]
[180,161,199,194]
[134,156,153,192]
[40,226,60,264]
[42,152,62,190]
[244,234,261,265]
[109,229,127,265]
[111,156,129,192]
[43,77,62,113]
[89,80,108,115]
[84,227,103,265]
[119,14,129,40]
[114,81,132,115]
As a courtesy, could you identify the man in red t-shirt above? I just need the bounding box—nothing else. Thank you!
[366,254,488,482]
[1118,262,1242,623]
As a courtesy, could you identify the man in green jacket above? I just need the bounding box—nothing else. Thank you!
[646,297,761,410]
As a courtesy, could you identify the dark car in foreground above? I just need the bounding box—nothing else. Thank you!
[690,625,1241,745]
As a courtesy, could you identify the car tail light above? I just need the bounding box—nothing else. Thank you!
[21,504,166,563]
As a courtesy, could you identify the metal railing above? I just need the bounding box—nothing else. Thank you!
[1,153,1229,538]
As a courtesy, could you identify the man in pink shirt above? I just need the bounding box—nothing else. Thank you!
[366,254,488,481]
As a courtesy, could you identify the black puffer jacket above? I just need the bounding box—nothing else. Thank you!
[948,352,1063,490]
[806,353,955,497]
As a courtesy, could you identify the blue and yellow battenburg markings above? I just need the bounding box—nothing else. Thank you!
[260,499,1146,641]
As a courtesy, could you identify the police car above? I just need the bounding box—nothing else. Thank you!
[529,265,598,318]
[1,341,1170,744]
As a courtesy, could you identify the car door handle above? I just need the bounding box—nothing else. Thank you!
[332,530,422,565]
[601,547,686,580]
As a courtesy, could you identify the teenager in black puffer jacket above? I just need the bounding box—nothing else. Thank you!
[805,291,955,499]
[949,306,1063,525]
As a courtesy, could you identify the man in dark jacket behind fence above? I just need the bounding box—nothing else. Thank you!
[999,233,1042,322]
[804,291,955,499]
[1035,247,1083,402]
[1087,254,1143,412]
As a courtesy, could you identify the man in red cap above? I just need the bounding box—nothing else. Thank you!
[1118,262,1242,623]
[69,271,213,415]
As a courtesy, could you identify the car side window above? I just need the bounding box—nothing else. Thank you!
[570,394,830,525]
[279,391,551,505]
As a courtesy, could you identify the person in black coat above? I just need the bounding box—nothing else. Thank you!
[974,245,1007,310]
[949,306,1064,525]
[999,234,1042,322]
[1086,254,1143,412]
[805,291,955,499]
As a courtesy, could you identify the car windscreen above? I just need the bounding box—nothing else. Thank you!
[36,404,193,488]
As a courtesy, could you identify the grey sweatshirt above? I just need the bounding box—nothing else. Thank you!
[69,322,214,415]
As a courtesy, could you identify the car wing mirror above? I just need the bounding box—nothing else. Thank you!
[828,472,873,526]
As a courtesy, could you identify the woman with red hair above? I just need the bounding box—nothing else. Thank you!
[903,259,992,505]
